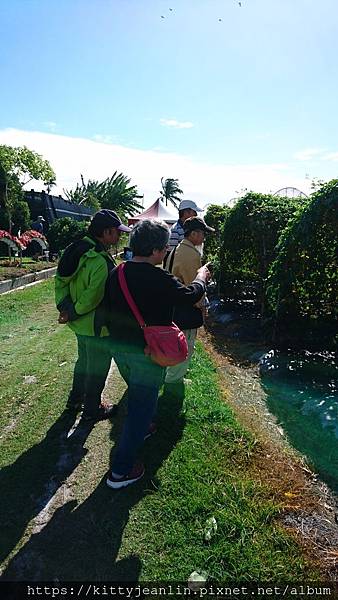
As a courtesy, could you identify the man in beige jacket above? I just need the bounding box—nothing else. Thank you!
[165,216,215,384]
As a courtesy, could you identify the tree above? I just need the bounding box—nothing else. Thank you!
[65,172,142,220]
[0,145,56,188]
[159,177,183,208]
[0,163,31,236]
[65,175,101,211]
[0,163,8,213]
[0,145,56,236]
[5,196,30,236]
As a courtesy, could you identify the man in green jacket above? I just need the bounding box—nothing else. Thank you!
[55,209,131,421]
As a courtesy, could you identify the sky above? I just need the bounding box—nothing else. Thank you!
[1,0,338,208]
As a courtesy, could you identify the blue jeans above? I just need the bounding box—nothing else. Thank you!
[112,352,165,475]
[69,335,112,417]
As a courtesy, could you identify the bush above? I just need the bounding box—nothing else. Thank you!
[47,218,88,254]
[267,180,338,346]
[204,204,229,265]
[219,192,307,312]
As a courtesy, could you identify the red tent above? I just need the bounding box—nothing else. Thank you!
[128,199,177,226]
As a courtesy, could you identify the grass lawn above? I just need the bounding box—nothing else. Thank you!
[0,280,320,582]
[0,257,56,281]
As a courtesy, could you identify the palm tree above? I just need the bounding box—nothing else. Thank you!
[159,177,183,208]
[65,172,143,220]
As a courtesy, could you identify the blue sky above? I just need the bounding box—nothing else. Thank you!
[1,0,338,206]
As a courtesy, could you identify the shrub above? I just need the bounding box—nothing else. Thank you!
[219,192,307,313]
[204,204,229,264]
[267,180,338,346]
[47,217,87,254]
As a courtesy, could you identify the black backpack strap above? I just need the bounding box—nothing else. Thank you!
[162,251,169,270]
[167,246,177,273]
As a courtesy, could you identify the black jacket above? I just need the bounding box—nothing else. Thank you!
[105,261,205,352]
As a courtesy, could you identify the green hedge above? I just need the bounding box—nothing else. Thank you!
[267,180,338,345]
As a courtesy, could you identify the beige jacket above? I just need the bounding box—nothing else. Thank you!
[170,238,202,285]
[167,238,205,328]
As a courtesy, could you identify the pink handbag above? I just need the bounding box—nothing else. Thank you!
[117,263,188,367]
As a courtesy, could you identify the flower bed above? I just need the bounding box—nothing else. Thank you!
[0,230,24,252]
[0,229,52,282]
[0,259,56,281]
[18,229,48,250]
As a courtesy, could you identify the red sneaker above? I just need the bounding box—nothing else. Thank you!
[106,463,145,490]
[144,422,157,441]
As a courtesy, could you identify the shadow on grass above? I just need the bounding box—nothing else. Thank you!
[0,412,93,570]
[204,317,267,368]
[1,388,186,581]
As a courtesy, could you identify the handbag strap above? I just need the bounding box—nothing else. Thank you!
[117,263,146,328]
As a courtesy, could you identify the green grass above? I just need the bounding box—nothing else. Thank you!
[0,279,55,328]
[124,345,313,581]
[0,280,77,455]
[0,281,319,582]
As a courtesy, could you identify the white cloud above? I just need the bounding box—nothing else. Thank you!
[160,118,194,129]
[321,152,338,161]
[293,148,326,161]
[294,147,338,163]
[43,121,57,132]
[0,128,312,207]
[93,134,117,144]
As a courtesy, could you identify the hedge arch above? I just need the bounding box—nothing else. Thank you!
[0,237,21,254]
[0,230,23,256]
[24,237,48,252]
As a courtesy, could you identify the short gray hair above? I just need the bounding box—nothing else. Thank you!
[129,219,170,257]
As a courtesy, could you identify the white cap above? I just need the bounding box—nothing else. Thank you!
[178,199,203,212]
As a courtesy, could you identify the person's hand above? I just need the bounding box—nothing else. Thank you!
[58,311,69,324]
[196,264,211,282]
[204,261,214,273]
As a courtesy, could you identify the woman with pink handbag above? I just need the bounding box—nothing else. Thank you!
[104,219,210,489]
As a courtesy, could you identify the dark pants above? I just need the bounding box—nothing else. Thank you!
[111,352,165,475]
[68,335,112,417]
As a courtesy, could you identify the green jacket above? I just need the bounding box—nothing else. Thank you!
[55,235,116,337]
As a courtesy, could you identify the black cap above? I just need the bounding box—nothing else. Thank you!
[90,209,131,232]
[183,216,215,235]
